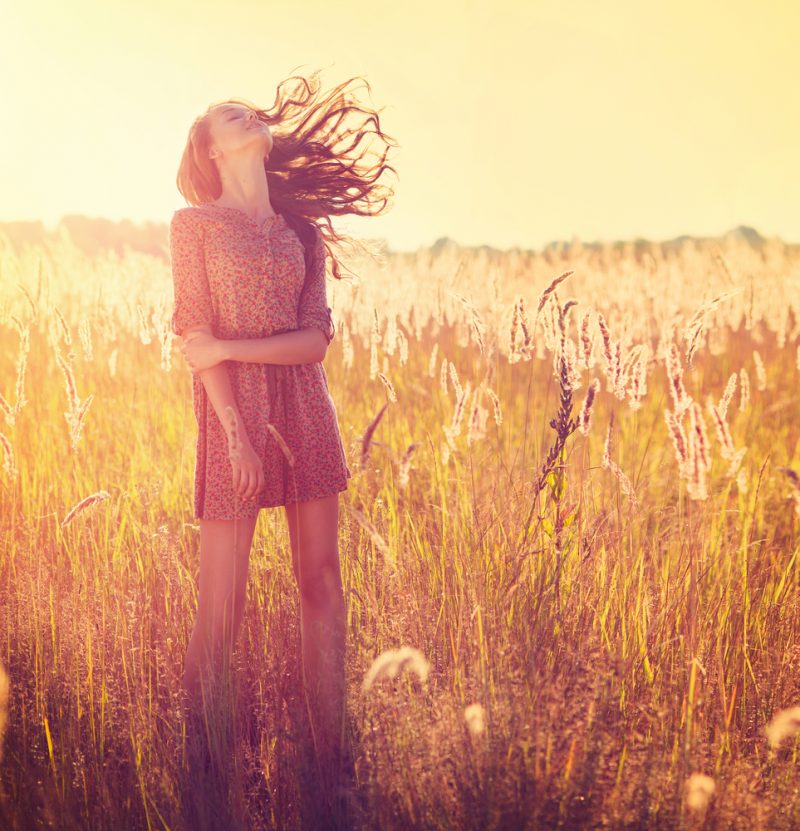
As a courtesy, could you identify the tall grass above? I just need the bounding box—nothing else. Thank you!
[0,225,798,829]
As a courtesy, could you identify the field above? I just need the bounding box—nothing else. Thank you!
[0,225,799,830]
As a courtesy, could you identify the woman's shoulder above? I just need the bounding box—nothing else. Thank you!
[170,205,221,237]
[172,204,217,221]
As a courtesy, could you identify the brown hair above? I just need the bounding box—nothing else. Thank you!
[175,69,398,280]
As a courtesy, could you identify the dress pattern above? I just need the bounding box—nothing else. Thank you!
[169,203,352,520]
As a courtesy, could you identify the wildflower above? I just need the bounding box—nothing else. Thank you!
[464,703,486,737]
[765,706,800,749]
[685,772,715,811]
[362,646,431,692]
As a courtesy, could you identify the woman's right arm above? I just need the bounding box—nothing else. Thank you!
[169,211,249,447]
[185,327,248,444]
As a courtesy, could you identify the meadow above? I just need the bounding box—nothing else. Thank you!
[0,224,799,830]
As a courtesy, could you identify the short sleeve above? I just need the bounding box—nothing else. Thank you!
[169,209,216,337]
[297,227,335,345]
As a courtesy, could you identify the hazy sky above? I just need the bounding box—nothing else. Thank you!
[3,0,798,251]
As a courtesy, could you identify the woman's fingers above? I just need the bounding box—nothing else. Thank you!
[243,467,259,500]
[234,467,251,500]
[239,465,265,501]
[229,445,266,502]
[231,463,242,494]
[242,469,255,500]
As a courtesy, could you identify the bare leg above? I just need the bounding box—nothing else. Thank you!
[181,514,259,713]
[284,494,347,794]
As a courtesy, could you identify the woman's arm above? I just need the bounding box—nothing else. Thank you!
[183,325,252,445]
[198,363,251,445]
[221,328,328,365]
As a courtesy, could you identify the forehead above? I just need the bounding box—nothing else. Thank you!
[212,104,251,120]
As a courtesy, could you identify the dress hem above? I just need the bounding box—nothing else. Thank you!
[192,479,350,521]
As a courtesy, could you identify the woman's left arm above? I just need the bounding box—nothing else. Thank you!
[222,329,327,365]
[181,327,326,370]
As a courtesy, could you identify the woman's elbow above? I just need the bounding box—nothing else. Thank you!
[314,329,330,362]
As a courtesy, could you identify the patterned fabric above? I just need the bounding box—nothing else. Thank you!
[169,204,351,519]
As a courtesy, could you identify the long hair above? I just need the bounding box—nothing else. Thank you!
[175,69,398,280]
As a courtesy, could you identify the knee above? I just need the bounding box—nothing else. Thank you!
[198,585,247,634]
[297,563,342,611]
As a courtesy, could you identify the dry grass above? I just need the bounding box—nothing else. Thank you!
[0,226,799,829]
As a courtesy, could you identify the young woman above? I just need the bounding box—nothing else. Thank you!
[168,72,396,799]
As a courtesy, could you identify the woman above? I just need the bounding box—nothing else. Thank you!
[169,72,396,802]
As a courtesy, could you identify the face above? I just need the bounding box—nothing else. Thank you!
[207,103,273,162]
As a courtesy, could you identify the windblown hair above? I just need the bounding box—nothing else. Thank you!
[175,69,398,280]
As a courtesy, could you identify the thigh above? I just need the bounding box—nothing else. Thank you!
[198,515,259,602]
[284,494,340,581]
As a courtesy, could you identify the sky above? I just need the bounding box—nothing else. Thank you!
[2,0,798,252]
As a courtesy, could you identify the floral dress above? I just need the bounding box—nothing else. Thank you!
[169,203,352,520]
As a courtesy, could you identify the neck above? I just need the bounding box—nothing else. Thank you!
[216,154,272,213]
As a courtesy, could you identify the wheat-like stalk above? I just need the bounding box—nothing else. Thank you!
[684,290,740,367]
[718,371,738,420]
[518,296,532,356]
[466,385,488,445]
[369,311,380,380]
[0,394,15,428]
[427,342,439,378]
[536,270,574,314]
[79,318,94,362]
[450,291,486,356]
[739,367,750,412]
[0,432,17,481]
[136,303,152,346]
[484,387,503,427]
[509,299,520,363]
[396,443,418,489]
[448,361,463,402]
[439,356,449,397]
[706,400,735,459]
[266,423,295,467]
[685,412,709,501]
[16,283,37,321]
[447,380,471,440]
[753,349,767,391]
[601,414,638,507]
[627,344,649,410]
[54,307,72,345]
[14,326,29,417]
[346,504,390,559]
[664,408,689,471]
[596,313,614,378]
[666,341,691,417]
[779,468,800,518]
[56,348,80,414]
[578,379,601,437]
[61,490,111,527]
[688,402,711,473]
[579,310,594,370]
[377,372,397,403]
[360,403,389,467]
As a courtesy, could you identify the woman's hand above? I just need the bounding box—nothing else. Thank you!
[180,330,226,373]
[227,433,266,502]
